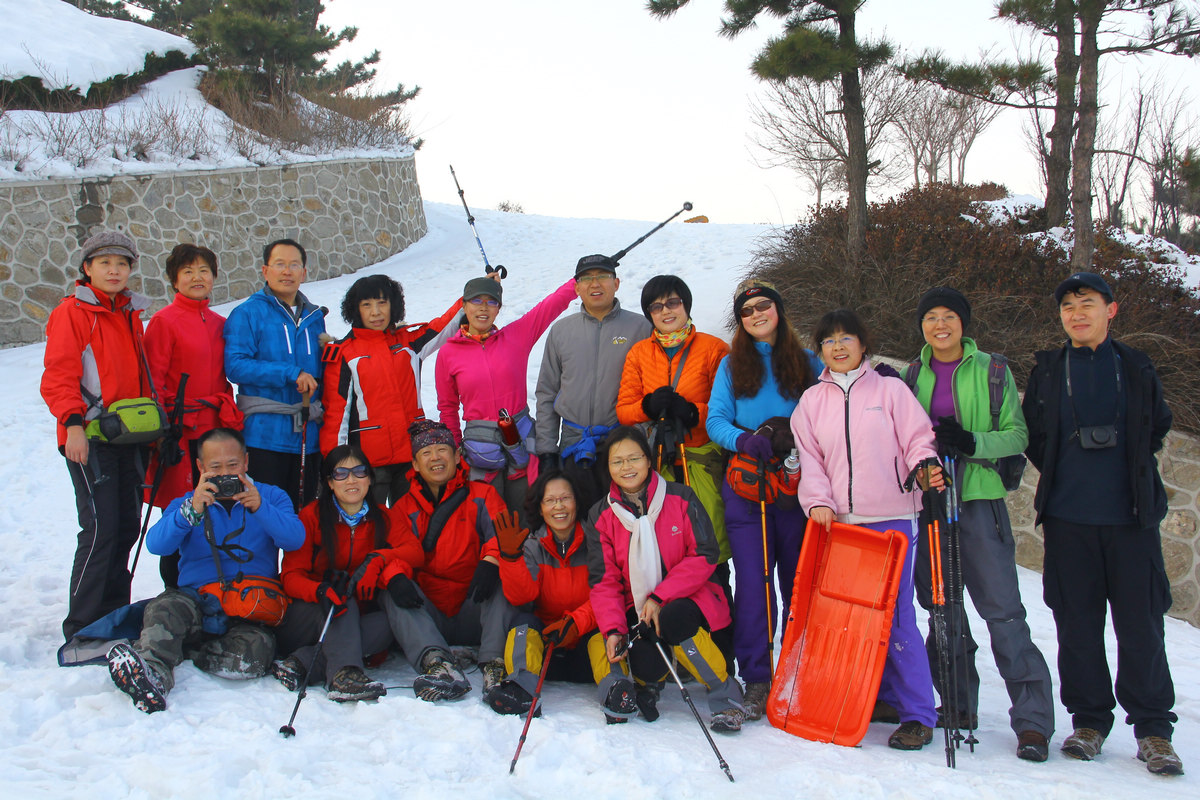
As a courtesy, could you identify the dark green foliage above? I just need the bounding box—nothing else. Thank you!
[0,49,195,110]
[747,183,1200,433]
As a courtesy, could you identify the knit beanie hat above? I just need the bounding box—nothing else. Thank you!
[462,276,502,304]
[916,286,971,331]
[733,279,784,317]
[408,418,456,453]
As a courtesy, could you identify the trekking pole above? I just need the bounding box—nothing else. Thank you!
[279,605,336,738]
[297,390,312,507]
[609,203,694,263]
[131,373,190,577]
[652,637,734,783]
[944,455,977,753]
[449,164,508,279]
[509,642,556,775]
[929,514,955,768]
[677,442,691,487]
[758,461,774,679]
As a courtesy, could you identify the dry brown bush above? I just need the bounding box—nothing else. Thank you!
[748,182,1200,434]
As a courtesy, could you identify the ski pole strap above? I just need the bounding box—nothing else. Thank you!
[485,264,509,279]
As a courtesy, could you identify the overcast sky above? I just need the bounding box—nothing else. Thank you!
[322,0,1198,225]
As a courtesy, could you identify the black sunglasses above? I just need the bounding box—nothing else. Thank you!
[331,464,370,481]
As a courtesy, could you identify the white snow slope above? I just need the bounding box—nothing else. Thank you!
[0,203,1195,799]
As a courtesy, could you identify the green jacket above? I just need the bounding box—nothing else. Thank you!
[902,337,1028,501]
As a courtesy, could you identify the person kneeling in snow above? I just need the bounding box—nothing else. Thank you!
[381,419,516,701]
[106,427,304,713]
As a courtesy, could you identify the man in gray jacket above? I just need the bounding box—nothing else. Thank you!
[535,255,652,512]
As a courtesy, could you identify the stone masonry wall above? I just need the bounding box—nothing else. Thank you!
[1010,429,1200,628]
[0,155,426,346]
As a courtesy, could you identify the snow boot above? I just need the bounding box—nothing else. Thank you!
[480,658,506,696]
[635,682,661,723]
[327,666,386,703]
[887,721,934,750]
[1016,730,1049,762]
[413,652,471,702]
[271,656,306,692]
[603,677,638,721]
[107,642,167,714]
[1061,728,1105,761]
[1137,736,1184,776]
[743,681,770,721]
[486,679,535,716]
[710,707,746,733]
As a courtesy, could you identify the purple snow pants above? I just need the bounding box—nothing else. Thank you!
[721,482,807,684]
[858,518,937,727]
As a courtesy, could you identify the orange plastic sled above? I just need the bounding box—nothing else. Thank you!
[766,518,909,746]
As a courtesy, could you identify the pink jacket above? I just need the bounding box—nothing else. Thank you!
[792,363,937,520]
[587,472,730,636]
[435,278,576,442]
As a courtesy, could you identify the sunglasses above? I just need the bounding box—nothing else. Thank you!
[739,299,774,318]
[466,296,500,307]
[647,297,685,315]
[331,464,370,481]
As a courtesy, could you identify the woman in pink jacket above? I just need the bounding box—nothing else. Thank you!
[791,309,944,752]
[434,275,575,517]
[587,426,744,731]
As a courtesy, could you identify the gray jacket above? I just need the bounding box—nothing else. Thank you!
[534,300,652,453]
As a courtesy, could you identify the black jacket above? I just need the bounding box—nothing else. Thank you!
[1022,339,1172,528]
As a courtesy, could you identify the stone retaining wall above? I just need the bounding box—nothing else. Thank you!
[0,155,426,346]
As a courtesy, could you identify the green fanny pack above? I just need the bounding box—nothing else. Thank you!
[85,397,168,444]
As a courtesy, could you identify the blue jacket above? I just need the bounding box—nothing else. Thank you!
[147,483,306,590]
[706,342,822,450]
[224,286,326,453]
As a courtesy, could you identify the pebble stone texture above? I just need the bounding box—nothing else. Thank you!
[0,155,427,347]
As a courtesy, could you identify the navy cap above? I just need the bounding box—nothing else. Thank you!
[1054,272,1113,304]
[575,254,619,277]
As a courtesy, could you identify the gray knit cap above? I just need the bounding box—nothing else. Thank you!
[81,230,138,264]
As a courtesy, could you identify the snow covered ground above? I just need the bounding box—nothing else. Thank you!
[0,202,1195,798]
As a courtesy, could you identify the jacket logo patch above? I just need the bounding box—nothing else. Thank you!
[611,336,629,345]
[865,405,882,412]
[671,525,681,535]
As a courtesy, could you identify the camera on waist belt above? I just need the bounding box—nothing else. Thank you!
[1078,424,1117,450]
[212,474,244,498]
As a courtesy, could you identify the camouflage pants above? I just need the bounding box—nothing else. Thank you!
[134,589,275,691]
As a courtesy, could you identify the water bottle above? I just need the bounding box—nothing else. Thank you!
[498,408,520,447]
[782,448,801,491]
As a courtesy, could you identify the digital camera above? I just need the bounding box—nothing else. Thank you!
[212,474,244,498]
[1078,424,1117,450]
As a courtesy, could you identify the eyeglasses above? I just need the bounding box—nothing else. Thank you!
[921,313,960,326]
[466,296,499,307]
[647,297,685,315]
[331,464,370,481]
[820,335,857,349]
[541,494,575,507]
[576,272,614,285]
[267,260,304,272]
[739,299,774,318]
[608,455,647,469]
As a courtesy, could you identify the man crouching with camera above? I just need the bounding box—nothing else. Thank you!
[1023,272,1181,776]
[106,427,304,713]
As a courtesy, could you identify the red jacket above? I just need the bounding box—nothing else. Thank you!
[41,282,151,448]
[282,501,425,603]
[320,299,461,465]
[391,465,506,616]
[496,522,596,634]
[142,293,243,504]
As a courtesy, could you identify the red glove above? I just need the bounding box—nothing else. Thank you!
[353,553,385,602]
[542,615,580,650]
[318,571,350,617]
[492,509,529,561]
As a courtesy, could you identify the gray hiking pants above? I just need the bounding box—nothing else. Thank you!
[915,497,1055,738]
[134,589,274,691]
[274,599,393,688]
[381,584,517,668]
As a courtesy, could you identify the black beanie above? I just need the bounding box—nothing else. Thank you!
[917,287,970,331]
[734,279,785,318]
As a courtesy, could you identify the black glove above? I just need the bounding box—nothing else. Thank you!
[668,394,700,429]
[386,574,423,609]
[317,570,351,617]
[934,416,976,456]
[537,452,561,472]
[467,560,500,603]
[736,432,775,463]
[641,386,677,420]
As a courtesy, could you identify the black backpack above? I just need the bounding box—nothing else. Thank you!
[903,354,1027,492]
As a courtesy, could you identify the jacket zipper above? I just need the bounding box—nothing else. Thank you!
[843,384,854,513]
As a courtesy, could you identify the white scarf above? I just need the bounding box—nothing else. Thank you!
[607,475,666,616]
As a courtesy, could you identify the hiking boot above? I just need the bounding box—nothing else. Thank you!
[1016,730,1049,762]
[412,653,471,702]
[604,678,638,718]
[710,707,746,733]
[604,714,629,725]
[486,679,534,716]
[1137,736,1184,776]
[270,656,306,692]
[107,642,167,714]
[1061,727,1105,761]
[636,683,661,723]
[327,666,386,703]
[935,704,978,730]
[888,721,934,751]
[743,681,770,722]
[480,659,506,696]
[871,698,900,723]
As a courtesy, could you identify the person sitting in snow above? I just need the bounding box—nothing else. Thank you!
[380,418,516,702]
[105,427,304,713]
